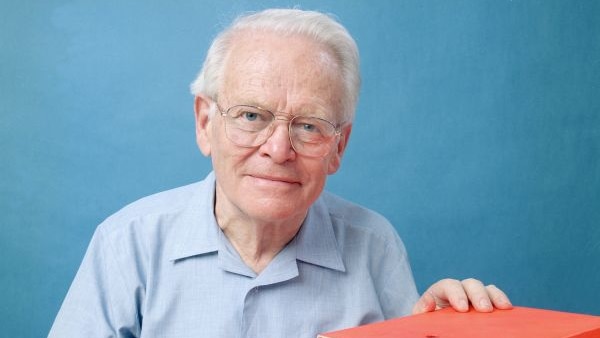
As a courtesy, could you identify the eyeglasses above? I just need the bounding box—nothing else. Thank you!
[217,103,342,158]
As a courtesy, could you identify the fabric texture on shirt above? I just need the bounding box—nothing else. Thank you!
[48,172,418,338]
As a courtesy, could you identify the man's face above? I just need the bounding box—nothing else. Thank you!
[196,31,351,224]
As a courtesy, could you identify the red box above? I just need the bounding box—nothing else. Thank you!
[318,306,600,338]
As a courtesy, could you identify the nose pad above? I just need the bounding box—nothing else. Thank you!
[274,115,298,148]
[268,121,293,147]
[259,119,296,161]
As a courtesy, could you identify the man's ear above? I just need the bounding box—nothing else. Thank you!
[328,123,352,175]
[194,95,213,157]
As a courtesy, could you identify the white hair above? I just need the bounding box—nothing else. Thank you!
[189,8,361,123]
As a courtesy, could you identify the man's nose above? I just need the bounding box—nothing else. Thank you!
[258,120,296,163]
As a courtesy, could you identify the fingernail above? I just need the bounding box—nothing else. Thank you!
[502,298,513,307]
[480,299,492,309]
[459,299,469,311]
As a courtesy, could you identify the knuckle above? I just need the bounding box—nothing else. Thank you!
[436,278,457,286]
[461,278,479,285]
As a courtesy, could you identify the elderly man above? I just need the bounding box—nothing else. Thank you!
[49,8,511,338]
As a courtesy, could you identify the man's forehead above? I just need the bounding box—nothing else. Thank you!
[219,31,343,113]
[225,30,338,70]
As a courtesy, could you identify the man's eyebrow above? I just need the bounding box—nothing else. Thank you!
[219,95,262,108]
[294,106,337,120]
[225,96,336,120]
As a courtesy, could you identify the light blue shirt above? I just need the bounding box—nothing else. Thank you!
[49,172,418,338]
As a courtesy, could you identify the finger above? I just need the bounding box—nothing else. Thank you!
[429,279,469,312]
[461,278,493,312]
[411,291,437,315]
[486,284,513,309]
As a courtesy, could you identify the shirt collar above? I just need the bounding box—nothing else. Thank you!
[168,172,346,273]
[295,195,346,272]
[168,172,220,261]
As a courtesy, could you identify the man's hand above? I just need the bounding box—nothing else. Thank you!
[412,278,512,315]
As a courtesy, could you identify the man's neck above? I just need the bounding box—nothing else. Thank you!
[215,202,305,274]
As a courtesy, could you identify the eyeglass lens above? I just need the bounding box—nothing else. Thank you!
[223,105,339,157]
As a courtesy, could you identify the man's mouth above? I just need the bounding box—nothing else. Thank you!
[248,174,301,186]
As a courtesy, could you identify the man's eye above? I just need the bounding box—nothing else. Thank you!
[302,124,317,132]
[243,112,259,121]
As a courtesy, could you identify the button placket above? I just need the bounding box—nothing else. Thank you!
[240,284,262,338]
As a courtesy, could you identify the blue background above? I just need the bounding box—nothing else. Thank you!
[2,0,599,336]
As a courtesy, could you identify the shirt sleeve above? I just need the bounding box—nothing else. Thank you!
[377,232,420,319]
[48,224,142,338]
